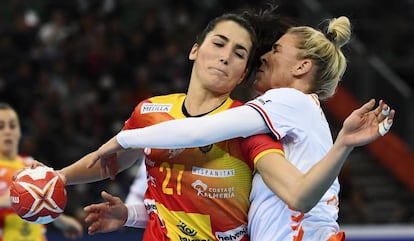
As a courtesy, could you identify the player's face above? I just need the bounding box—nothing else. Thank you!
[0,109,21,156]
[254,33,301,94]
[189,20,251,95]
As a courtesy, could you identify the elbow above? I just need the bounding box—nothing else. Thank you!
[287,197,318,213]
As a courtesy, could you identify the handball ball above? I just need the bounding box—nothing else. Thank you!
[10,166,67,224]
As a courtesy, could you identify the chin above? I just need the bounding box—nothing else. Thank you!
[253,82,265,94]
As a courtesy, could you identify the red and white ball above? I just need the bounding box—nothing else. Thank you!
[10,166,67,224]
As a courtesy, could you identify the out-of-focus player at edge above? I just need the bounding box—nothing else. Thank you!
[0,102,83,240]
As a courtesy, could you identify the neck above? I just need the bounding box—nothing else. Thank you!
[184,91,230,117]
[0,152,16,161]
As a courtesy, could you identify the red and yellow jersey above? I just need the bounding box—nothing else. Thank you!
[0,156,47,241]
[124,93,283,241]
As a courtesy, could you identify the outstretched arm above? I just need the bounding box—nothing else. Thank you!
[98,106,267,152]
[256,99,395,212]
[59,146,143,185]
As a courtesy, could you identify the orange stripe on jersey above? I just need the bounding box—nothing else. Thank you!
[310,94,320,107]
[291,213,304,223]
[293,226,304,241]
[327,231,345,241]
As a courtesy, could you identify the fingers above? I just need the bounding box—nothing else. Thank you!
[109,159,119,180]
[84,203,102,213]
[64,229,83,240]
[379,117,392,136]
[101,191,119,204]
[87,220,101,235]
[355,99,376,116]
[378,106,395,136]
[382,106,390,116]
[84,210,100,223]
[56,170,67,184]
[30,160,46,169]
[87,158,98,169]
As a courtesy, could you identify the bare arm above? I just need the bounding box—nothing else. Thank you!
[59,148,142,185]
[257,99,395,212]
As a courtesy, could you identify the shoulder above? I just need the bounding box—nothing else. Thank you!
[260,88,316,109]
[147,93,186,103]
[264,88,307,101]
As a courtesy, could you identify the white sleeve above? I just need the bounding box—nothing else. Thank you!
[117,105,269,149]
[124,202,148,228]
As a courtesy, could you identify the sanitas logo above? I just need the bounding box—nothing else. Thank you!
[141,103,172,113]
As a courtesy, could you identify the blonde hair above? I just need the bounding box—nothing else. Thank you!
[288,16,351,99]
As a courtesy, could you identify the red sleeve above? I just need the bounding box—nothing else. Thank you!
[240,134,284,170]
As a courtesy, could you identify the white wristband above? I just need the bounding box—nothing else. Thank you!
[124,203,149,228]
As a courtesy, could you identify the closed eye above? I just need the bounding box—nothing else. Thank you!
[213,42,225,47]
[272,43,280,53]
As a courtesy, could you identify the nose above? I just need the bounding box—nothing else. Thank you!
[260,52,269,64]
[219,46,232,65]
[220,58,228,65]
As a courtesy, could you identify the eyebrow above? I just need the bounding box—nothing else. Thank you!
[215,34,249,53]
[272,43,280,50]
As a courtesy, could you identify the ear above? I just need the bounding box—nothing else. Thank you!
[293,59,313,76]
[189,43,199,60]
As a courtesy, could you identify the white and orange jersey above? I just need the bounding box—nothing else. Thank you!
[123,93,283,241]
[0,156,47,241]
[246,88,341,241]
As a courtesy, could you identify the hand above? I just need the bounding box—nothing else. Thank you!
[100,153,119,180]
[86,150,119,180]
[84,191,128,235]
[339,99,395,147]
[53,214,84,240]
[85,151,101,169]
[29,160,46,169]
[12,162,49,181]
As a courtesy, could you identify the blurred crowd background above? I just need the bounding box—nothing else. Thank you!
[1,0,413,233]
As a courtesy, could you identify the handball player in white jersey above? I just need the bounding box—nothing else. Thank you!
[86,16,395,241]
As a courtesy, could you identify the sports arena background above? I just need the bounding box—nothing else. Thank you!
[1,0,413,240]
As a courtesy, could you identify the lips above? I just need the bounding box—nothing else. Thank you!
[209,67,227,76]
[3,139,13,145]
